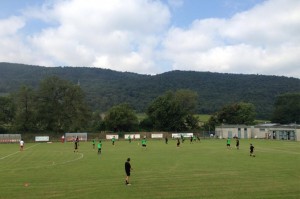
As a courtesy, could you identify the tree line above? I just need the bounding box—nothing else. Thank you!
[1,62,300,120]
[0,76,299,134]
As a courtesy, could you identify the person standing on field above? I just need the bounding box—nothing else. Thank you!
[125,158,132,185]
[177,138,180,147]
[20,139,24,151]
[250,144,255,157]
[141,137,147,148]
[226,138,231,149]
[112,136,115,146]
[92,139,95,149]
[74,136,79,152]
[236,138,240,150]
[98,141,102,155]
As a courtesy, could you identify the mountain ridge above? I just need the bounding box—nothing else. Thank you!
[1,62,299,119]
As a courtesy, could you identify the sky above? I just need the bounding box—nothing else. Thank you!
[0,0,299,78]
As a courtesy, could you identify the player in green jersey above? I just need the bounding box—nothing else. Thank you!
[112,136,115,146]
[98,141,102,155]
[226,138,231,149]
[92,139,95,149]
[141,137,147,148]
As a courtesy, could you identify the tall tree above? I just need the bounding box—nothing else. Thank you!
[271,93,300,124]
[36,76,91,133]
[217,102,256,125]
[0,96,15,133]
[204,102,256,131]
[147,90,199,131]
[14,86,37,132]
[104,103,139,132]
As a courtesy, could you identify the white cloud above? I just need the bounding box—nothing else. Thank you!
[26,0,170,73]
[0,0,299,78]
[163,0,300,78]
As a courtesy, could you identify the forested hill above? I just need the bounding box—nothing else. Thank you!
[1,62,300,119]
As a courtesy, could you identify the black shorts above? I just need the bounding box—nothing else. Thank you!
[227,144,230,146]
[126,171,130,176]
[142,144,146,147]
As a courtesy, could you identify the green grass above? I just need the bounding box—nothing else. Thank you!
[0,139,299,199]
[195,114,211,122]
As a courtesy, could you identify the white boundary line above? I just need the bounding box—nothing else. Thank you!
[0,152,84,172]
[257,147,300,155]
[0,143,40,160]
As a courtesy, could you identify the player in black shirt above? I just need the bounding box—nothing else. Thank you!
[236,138,240,150]
[250,144,255,157]
[125,158,132,185]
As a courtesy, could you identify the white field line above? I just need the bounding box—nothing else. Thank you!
[0,152,84,172]
[0,143,40,160]
[257,147,300,155]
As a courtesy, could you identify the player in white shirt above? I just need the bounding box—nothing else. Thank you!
[20,139,24,151]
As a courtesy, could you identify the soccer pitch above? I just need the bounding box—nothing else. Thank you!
[0,139,299,199]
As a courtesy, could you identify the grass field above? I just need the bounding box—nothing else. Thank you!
[0,139,299,199]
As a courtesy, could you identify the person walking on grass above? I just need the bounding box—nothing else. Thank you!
[74,137,79,153]
[141,137,147,149]
[92,139,95,149]
[125,158,132,185]
[236,138,240,150]
[177,138,180,147]
[112,136,115,146]
[226,137,231,149]
[19,139,24,151]
[98,141,102,155]
[250,144,255,157]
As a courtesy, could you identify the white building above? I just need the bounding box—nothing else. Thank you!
[215,123,300,141]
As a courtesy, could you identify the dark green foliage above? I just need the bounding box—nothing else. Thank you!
[14,86,37,132]
[271,93,300,124]
[147,90,199,131]
[204,102,256,131]
[36,76,91,133]
[218,102,256,125]
[104,103,139,132]
[1,62,300,119]
[0,96,15,133]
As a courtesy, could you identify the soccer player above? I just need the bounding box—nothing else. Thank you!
[250,144,255,157]
[92,139,95,149]
[125,158,132,185]
[236,138,240,150]
[190,136,193,144]
[74,136,79,152]
[112,136,115,146]
[226,138,231,149]
[19,139,24,151]
[193,135,196,142]
[128,135,131,143]
[165,136,168,144]
[177,138,180,147]
[141,137,147,148]
[98,141,102,155]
